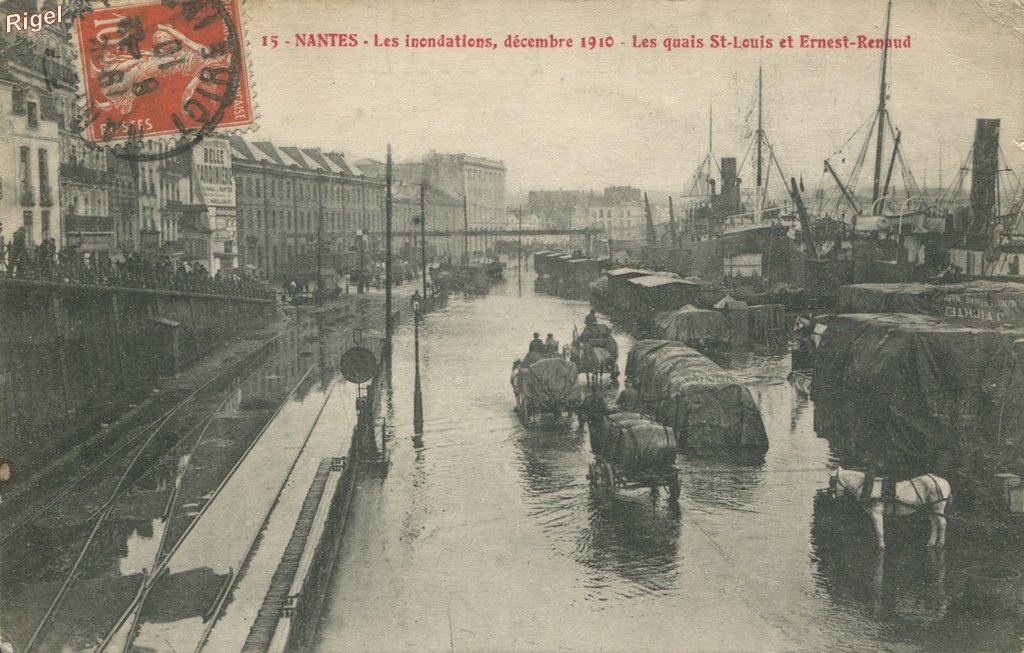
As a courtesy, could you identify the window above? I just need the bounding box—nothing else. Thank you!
[41,211,50,240]
[26,101,38,127]
[38,149,51,205]
[23,210,33,231]
[19,146,31,187]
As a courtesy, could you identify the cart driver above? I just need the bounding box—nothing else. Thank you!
[529,332,545,352]
[584,309,598,327]
[545,333,559,354]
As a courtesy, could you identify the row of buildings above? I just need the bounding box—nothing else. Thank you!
[524,186,676,244]
[1,2,507,281]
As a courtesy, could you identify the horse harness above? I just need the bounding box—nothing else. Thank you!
[834,472,950,516]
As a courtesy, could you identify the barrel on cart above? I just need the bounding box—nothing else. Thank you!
[586,411,679,501]
[512,351,582,425]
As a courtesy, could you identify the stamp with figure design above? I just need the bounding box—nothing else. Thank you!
[71,0,254,146]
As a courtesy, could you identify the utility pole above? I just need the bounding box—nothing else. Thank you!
[567,209,572,254]
[668,196,677,247]
[462,195,469,263]
[316,179,324,306]
[385,145,393,360]
[517,204,523,295]
[412,295,423,437]
[420,182,428,298]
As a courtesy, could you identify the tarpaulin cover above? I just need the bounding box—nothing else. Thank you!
[521,350,560,369]
[517,356,581,405]
[837,281,1024,329]
[655,305,731,343]
[594,412,676,474]
[577,324,619,358]
[625,340,768,453]
[811,313,1024,476]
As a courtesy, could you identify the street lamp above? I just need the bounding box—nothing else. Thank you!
[356,228,365,294]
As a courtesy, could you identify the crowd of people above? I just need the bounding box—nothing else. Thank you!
[0,227,273,300]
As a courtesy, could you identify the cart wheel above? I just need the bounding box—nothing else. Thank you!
[668,476,681,502]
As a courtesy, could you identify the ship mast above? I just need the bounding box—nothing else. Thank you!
[755,65,764,221]
[871,0,893,209]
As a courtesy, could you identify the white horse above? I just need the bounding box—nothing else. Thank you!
[828,467,952,549]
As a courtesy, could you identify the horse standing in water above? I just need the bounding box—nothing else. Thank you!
[828,467,952,549]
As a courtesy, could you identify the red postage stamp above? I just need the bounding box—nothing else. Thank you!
[72,0,255,144]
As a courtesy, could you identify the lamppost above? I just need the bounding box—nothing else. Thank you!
[356,228,365,294]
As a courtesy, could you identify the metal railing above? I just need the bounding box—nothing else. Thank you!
[0,244,274,300]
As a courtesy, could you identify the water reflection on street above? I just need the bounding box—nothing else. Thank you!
[316,274,1024,652]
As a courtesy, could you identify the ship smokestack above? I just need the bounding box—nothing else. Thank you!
[721,157,741,215]
[970,118,1000,233]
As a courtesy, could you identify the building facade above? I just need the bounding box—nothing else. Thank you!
[421,151,506,229]
[588,186,644,242]
[0,0,72,250]
[231,137,385,282]
[0,76,60,248]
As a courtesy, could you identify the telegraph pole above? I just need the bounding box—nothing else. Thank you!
[517,204,523,295]
[420,182,428,298]
[412,295,423,437]
[462,195,469,263]
[316,179,324,306]
[385,145,393,360]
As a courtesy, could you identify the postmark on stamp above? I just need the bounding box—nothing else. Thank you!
[70,0,255,151]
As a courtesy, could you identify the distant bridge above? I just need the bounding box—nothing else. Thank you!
[367,227,604,238]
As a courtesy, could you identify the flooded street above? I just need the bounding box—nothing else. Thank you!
[316,274,1024,653]
[0,302,380,653]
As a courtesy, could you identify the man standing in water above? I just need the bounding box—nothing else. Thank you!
[615,380,640,412]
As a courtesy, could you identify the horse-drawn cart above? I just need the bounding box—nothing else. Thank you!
[569,323,620,383]
[586,411,680,501]
[512,351,581,425]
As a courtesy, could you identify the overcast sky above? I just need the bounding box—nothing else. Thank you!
[245,0,1024,195]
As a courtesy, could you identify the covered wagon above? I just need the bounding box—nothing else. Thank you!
[655,304,731,348]
[625,340,768,455]
[512,351,582,425]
